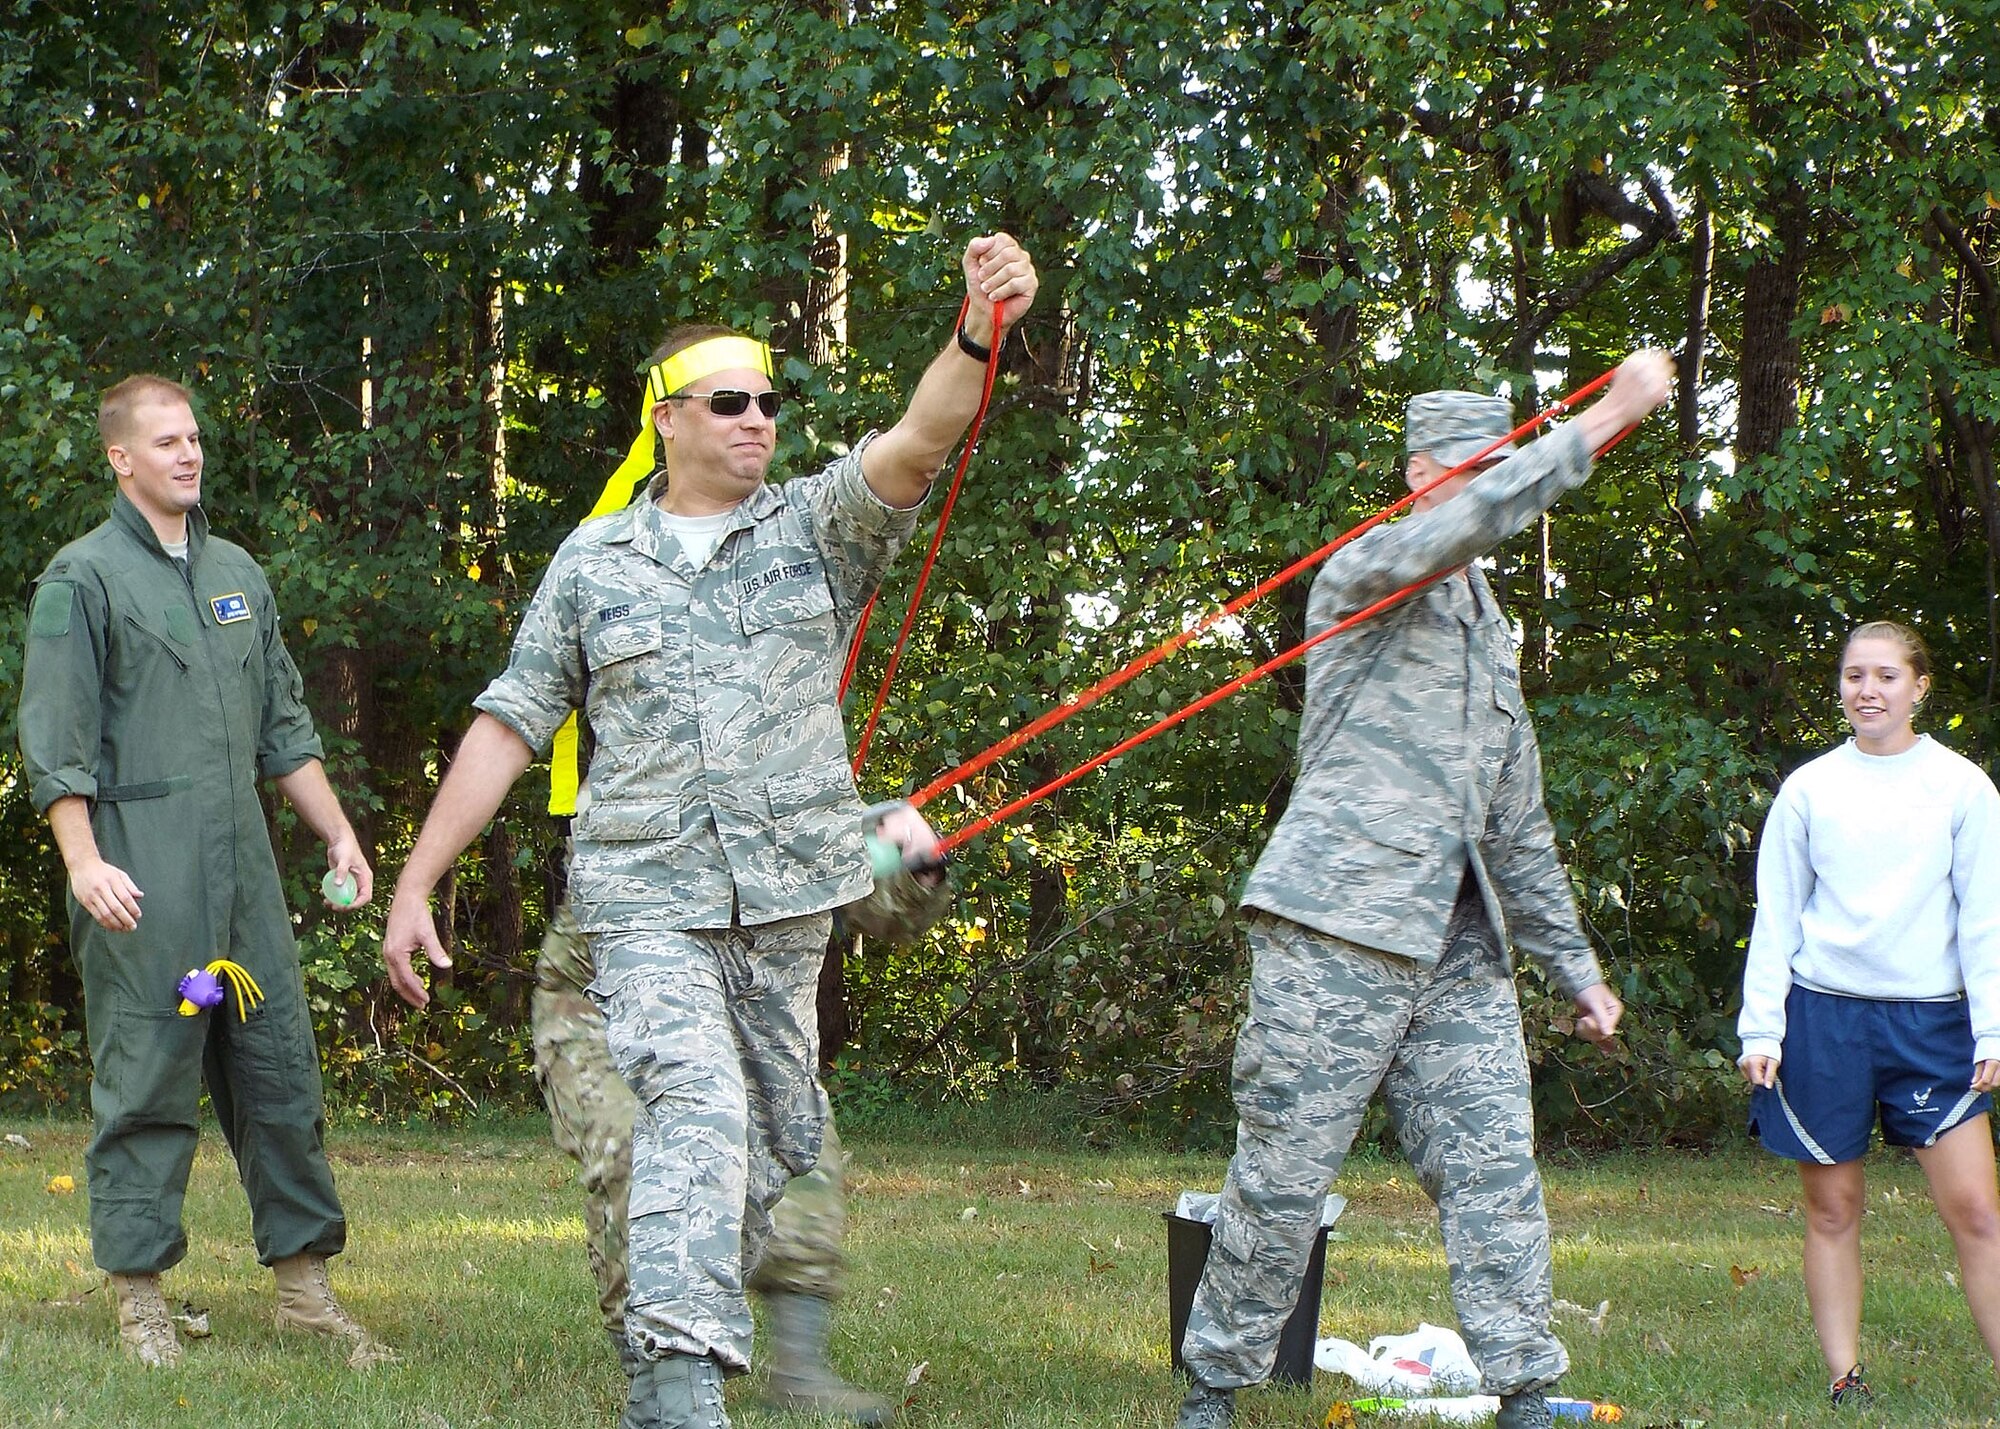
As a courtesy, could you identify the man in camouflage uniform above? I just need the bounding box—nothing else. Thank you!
[382,234,1037,1429]
[1175,351,1674,1429]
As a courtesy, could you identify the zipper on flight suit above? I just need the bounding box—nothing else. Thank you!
[175,550,246,891]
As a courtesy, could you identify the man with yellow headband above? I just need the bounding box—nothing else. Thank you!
[381,233,1036,1429]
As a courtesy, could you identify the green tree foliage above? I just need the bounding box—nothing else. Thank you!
[2,0,1995,1140]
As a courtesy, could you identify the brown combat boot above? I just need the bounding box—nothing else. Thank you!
[272,1252,398,1367]
[109,1271,183,1368]
[760,1291,894,1424]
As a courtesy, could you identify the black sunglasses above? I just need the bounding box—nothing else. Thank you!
[669,388,783,419]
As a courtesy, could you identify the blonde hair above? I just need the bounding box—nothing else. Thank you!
[98,374,193,450]
[1842,620,1931,681]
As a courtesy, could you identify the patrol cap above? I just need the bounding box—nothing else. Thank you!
[1405,390,1517,467]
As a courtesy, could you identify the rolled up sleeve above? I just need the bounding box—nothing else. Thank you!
[256,578,327,779]
[18,574,107,812]
[472,548,587,754]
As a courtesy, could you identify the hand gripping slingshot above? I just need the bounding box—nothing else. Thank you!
[844,801,954,942]
[177,958,266,1019]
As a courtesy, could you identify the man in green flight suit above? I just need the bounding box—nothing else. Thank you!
[16,374,391,1370]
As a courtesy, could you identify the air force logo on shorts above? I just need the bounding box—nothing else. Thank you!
[210,592,252,625]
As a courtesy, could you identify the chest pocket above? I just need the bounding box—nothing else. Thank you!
[122,612,189,671]
[583,601,664,674]
[735,560,835,636]
[202,602,262,667]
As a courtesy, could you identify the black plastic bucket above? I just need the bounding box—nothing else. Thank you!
[1164,1211,1329,1387]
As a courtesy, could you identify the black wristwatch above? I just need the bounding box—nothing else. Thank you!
[955,324,993,363]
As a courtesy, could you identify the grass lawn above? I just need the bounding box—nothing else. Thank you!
[2,1111,1995,1427]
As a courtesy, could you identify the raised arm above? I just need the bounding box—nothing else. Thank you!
[1322,349,1675,615]
[860,233,1039,508]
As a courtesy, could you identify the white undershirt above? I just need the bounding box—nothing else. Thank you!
[658,508,734,568]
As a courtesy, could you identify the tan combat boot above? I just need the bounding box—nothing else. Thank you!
[760,1291,894,1424]
[109,1271,182,1368]
[272,1253,398,1367]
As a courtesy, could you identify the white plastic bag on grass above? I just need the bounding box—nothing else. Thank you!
[1313,1321,1480,1394]
[1174,1190,1346,1226]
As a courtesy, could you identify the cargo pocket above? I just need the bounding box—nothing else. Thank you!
[1231,1012,1318,1133]
[765,765,859,868]
[98,992,205,1127]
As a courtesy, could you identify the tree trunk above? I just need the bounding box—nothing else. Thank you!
[1734,179,1809,469]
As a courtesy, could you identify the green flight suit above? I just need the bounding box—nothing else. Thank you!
[16,493,347,1275]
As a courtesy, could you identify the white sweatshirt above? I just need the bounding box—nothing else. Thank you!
[1737,735,2000,1067]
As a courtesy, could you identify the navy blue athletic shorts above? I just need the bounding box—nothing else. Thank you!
[1749,984,1991,1165]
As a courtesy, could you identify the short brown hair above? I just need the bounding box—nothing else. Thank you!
[99,374,193,449]
[1843,619,1931,681]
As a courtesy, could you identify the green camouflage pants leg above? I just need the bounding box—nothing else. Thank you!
[584,915,830,1372]
[1182,910,1566,1396]
[533,906,851,1346]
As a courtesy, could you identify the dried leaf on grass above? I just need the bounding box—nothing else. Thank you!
[1555,1297,1611,1333]
[900,1358,930,1410]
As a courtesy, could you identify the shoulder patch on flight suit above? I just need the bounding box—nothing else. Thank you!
[29,582,73,638]
[210,592,252,624]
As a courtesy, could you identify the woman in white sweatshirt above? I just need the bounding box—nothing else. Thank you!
[1737,620,2000,1407]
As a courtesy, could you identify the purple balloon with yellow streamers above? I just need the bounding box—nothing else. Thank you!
[177,968,225,1016]
[175,959,265,1019]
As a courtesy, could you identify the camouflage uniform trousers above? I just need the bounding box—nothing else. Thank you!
[1182,902,1567,1397]
[531,904,849,1347]
[555,908,838,1372]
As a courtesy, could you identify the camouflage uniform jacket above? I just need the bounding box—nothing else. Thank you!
[475,440,920,932]
[1240,423,1601,997]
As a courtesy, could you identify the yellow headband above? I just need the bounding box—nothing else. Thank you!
[645,336,774,402]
